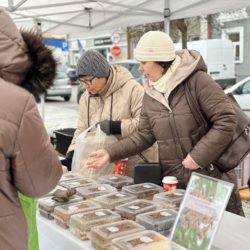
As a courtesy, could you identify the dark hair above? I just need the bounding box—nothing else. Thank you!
[155,60,175,74]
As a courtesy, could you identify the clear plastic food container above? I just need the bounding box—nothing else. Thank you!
[90,220,145,250]
[97,174,133,189]
[92,192,137,210]
[60,178,96,189]
[121,183,163,200]
[76,184,117,199]
[136,208,177,235]
[69,209,121,240]
[153,189,185,209]
[115,199,159,221]
[53,200,101,228]
[111,230,171,250]
[38,195,83,220]
[59,172,84,183]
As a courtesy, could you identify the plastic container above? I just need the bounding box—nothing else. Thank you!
[121,183,163,200]
[59,172,84,183]
[38,195,82,220]
[90,220,145,250]
[54,128,75,155]
[53,200,101,228]
[97,174,133,189]
[60,177,95,190]
[69,209,121,240]
[76,184,117,199]
[115,199,159,221]
[111,230,171,250]
[136,209,177,236]
[92,192,137,210]
[153,189,185,209]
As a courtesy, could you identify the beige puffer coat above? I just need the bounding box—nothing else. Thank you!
[68,65,158,177]
[0,11,62,250]
[106,50,244,215]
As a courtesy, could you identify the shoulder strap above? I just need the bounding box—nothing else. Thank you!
[185,73,208,128]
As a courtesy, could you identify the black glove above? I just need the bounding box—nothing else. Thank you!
[96,120,121,135]
[248,177,250,191]
[61,150,74,171]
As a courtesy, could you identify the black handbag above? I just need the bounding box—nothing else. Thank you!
[134,153,162,185]
[185,79,250,172]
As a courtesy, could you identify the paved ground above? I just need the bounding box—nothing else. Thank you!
[37,85,79,137]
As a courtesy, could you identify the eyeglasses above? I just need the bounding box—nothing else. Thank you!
[78,76,95,86]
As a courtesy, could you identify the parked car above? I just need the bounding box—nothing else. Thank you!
[66,65,78,85]
[76,60,142,103]
[46,69,72,101]
[224,76,250,110]
[110,60,143,84]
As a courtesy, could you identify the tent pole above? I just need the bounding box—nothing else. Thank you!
[164,0,170,34]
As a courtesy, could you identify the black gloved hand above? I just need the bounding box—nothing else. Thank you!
[96,120,121,135]
[248,177,250,191]
[61,150,74,171]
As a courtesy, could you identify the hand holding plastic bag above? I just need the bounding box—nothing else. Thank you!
[71,124,117,178]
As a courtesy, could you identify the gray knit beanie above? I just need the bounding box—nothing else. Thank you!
[77,49,110,77]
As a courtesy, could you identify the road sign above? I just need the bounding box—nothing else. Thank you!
[111,45,121,57]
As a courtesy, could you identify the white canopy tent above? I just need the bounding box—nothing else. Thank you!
[1,0,250,34]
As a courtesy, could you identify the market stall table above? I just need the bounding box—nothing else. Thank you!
[37,211,250,250]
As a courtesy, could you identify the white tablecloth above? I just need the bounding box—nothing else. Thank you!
[37,211,250,250]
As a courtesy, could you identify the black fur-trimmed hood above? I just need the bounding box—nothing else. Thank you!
[20,31,57,101]
[0,10,56,101]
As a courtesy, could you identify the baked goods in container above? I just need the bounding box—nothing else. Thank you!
[90,220,145,250]
[122,183,163,200]
[97,174,133,189]
[111,230,172,250]
[69,209,121,240]
[115,199,159,221]
[153,189,185,209]
[76,183,117,199]
[54,200,101,228]
[59,172,84,183]
[136,208,177,236]
[92,192,137,210]
[38,195,82,220]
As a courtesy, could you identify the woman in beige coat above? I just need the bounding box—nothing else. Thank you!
[0,11,62,250]
[63,49,158,177]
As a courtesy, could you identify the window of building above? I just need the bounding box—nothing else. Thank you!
[222,27,244,63]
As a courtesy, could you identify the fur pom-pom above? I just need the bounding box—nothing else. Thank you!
[20,31,57,101]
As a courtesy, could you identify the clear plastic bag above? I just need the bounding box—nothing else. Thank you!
[71,124,117,178]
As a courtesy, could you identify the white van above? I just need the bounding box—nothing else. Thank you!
[174,39,236,89]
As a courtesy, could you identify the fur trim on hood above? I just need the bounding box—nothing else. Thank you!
[20,31,57,101]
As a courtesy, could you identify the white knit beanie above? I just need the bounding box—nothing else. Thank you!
[135,31,176,62]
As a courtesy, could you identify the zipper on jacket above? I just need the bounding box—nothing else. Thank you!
[245,126,250,138]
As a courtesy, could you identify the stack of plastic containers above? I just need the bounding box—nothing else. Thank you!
[92,192,137,210]
[115,199,159,221]
[97,174,133,190]
[69,209,121,240]
[76,183,117,199]
[90,220,145,250]
[53,200,101,228]
[38,195,82,220]
[136,208,177,236]
[153,189,185,209]
[121,183,163,200]
[111,230,172,250]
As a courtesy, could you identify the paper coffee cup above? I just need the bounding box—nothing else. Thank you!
[162,176,178,191]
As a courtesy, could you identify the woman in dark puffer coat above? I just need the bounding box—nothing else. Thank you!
[86,31,244,216]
